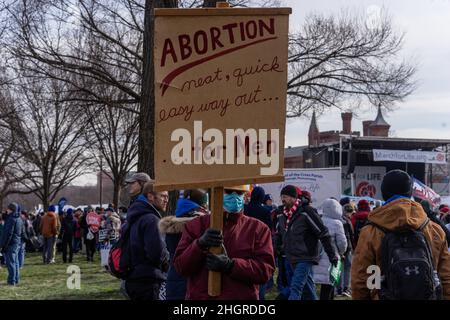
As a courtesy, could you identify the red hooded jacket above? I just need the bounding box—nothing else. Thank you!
[173,212,275,300]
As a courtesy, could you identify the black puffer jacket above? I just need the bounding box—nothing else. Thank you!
[275,205,337,265]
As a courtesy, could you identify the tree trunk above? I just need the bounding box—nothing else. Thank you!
[166,190,180,217]
[138,0,178,177]
[112,178,123,211]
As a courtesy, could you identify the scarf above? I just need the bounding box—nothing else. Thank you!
[283,199,300,231]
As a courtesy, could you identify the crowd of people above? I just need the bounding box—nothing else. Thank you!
[1,169,450,301]
[0,202,126,286]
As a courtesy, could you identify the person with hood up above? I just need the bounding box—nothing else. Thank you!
[174,185,275,300]
[61,209,76,263]
[351,199,371,247]
[244,187,272,231]
[351,170,450,300]
[159,189,209,300]
[40,206,59,264]
[313,199,347,300]
[0,203,24,285]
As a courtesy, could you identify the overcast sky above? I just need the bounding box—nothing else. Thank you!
[75,0,450,186]
[283,0,450,147]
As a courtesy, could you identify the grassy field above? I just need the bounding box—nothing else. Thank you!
[0,252,350,300]
[0,252,124,300]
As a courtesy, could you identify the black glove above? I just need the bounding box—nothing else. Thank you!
[197,229,223,250]
[330,256,339,268]
[206,253,234,274]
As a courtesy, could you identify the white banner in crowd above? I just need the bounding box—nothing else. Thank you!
[373,149,446,164]
[342,166,386,200]
[259,168,342,209]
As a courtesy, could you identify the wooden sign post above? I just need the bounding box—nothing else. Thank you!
[208,186,224,296]
[153,3,291,297]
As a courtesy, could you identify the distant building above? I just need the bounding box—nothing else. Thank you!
[286,107,450,198]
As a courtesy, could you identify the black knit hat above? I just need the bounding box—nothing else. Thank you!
[280,185,298,199]
[381,170,413,201]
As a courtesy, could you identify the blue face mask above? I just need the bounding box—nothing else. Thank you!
[223,193,245,214]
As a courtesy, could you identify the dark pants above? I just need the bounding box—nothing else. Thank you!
[5,245,20,285]
[125,280,161,301]
[62,236,74,263]
[85,238,96,261]
[43,236,56,264]
[320,284,335,300]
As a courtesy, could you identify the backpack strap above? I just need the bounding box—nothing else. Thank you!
[418,218,430,232]
[367,221,388,234]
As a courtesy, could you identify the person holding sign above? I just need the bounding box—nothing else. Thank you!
[173,185,275,300]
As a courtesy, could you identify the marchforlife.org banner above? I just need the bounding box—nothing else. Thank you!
[373,149,446,164]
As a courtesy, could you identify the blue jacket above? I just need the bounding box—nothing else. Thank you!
[124,195,169,282]
[0,211,24,250]
[244,187,272,229]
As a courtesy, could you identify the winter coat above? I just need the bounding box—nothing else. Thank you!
[0,211,24,250]
[40,212,58,238]
[244,187,272,230]
[275,204,337,266]
[174,212,275,300]
[159,215,199,300]
[351,198,450,300]
[61,215,76,240]
[124,194,169,282]
[313,199,347,285]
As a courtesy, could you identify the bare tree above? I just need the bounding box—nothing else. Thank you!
[84,101,139,210]
[287,10,416,118]
[9,74,93,209]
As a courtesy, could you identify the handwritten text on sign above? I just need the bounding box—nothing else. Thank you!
[154,9,290,190]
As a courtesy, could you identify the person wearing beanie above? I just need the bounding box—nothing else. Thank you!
[61,208,76,263]
[380,169,413,204]
[351,170,450,300]
[160,189,209,300]
[39,206,59,264]
[0,203,24,285]
[274,185,338,300]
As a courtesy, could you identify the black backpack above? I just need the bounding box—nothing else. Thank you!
[371,219,441,300]
[108,221,134,280]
